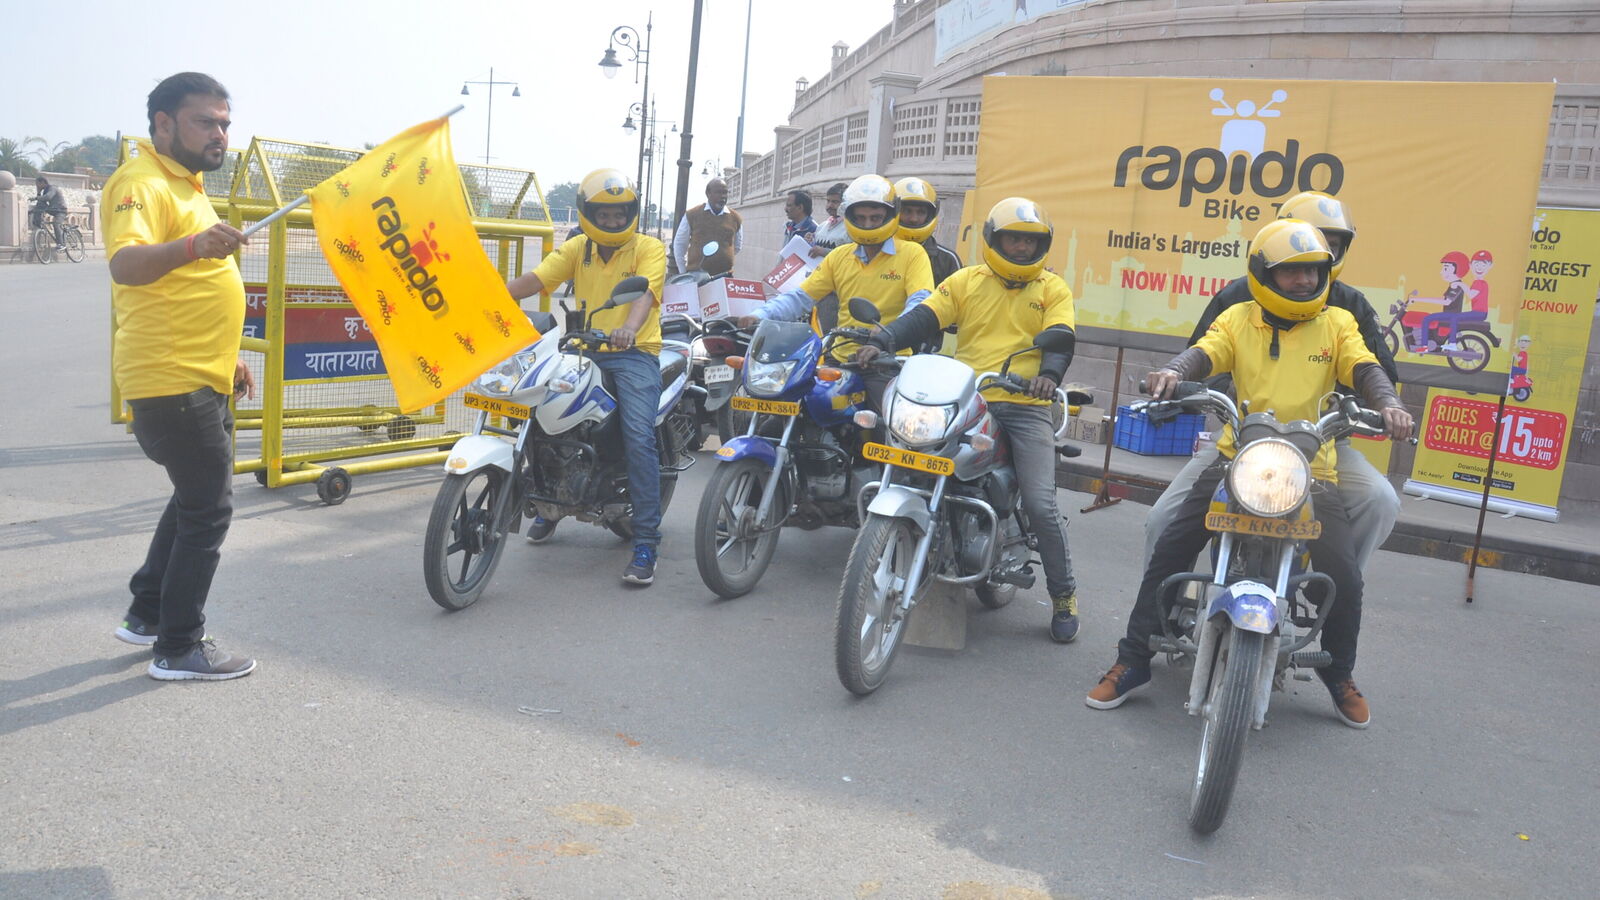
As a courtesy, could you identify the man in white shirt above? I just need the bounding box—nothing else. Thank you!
[672,179,743,275]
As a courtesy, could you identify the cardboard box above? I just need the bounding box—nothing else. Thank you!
[1065,405,1108,445]
[763,235,820,294]
[699,277,769,320]
[660,277,701,318]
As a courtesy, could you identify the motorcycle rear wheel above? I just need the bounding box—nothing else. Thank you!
[835,513,918,696]
[424,468,513,611]
[607,474,677,541]
[975,582,1015,609]
[1446,333,1492,374]
[1188,625,1266,834]
[695,457,784,598]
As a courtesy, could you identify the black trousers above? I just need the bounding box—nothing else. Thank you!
[1119,460,1364,681]
[126,388,235,656]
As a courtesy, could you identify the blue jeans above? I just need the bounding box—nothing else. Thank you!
[126,388,235,656]
[591,350,663,546]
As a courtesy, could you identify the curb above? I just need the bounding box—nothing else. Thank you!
[1056,458,1600,587]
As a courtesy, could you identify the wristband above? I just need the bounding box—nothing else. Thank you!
[185,234,198,261]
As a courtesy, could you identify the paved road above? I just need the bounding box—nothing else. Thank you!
[3,262,1597,898]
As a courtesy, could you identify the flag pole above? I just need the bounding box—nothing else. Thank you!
[241,105,467,239]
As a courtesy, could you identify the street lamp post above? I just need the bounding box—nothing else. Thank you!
[735,0,753,167]
[629,99,678,237]
[460,68,520,166]
[671,0,707,270]
[599,14,652,196]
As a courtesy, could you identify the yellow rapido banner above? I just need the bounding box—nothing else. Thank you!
[1404,207,1600,521]
[975,77,1553,393]
[306,117,537,412]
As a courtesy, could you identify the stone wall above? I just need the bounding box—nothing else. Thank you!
[0,170,102,250]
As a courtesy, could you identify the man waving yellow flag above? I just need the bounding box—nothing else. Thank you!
[306,116,536,411]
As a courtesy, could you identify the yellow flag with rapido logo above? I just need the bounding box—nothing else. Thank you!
[305,116,537,412]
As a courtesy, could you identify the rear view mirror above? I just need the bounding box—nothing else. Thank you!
[609,275,651,307]
[701,241,720,258]
[846,296,880,324]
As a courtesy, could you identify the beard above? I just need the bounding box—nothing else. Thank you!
[168,135,225,173]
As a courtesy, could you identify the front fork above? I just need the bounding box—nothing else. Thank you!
[897,471,947,614]
[752,415,798,528]
[1186,536,1293,731]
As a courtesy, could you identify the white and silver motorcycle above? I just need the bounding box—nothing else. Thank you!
[834,300,1083,694]
[423,276,696,610]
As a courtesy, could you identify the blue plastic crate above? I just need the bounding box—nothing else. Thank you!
[1113,405,1205,456]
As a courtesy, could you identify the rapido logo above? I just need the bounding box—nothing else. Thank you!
[1113,88,1345,213]
[372,196,450,318]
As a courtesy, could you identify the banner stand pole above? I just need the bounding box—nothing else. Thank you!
[1464,392,1509,604]
[240,104,466,241]
[1081,347,1125,514]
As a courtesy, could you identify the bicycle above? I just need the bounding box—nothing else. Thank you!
[28,202,85,264]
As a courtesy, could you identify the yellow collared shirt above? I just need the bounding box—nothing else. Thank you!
[104,140,246,400]
[532,234,666,355]
[920,267,1076,406]
[801,238,934,357]
[1195,303,1379,482]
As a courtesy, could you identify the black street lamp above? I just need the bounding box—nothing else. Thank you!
[460,68,520,167]
[670,0,707,273]
[599,16,652,197]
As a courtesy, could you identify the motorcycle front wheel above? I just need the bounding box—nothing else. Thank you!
[695,457,784,598]
[1188,624,1266,834]
[423,468,513,611]
[835,513,919,696]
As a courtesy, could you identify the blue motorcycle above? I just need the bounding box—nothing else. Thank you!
[693,317,880,598]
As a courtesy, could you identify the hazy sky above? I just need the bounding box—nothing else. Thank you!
[9,0,890,197]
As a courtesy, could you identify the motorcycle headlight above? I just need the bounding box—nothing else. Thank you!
[1228,438,1310,517]
[745,359,798,397]
[474,350,533,397]
[889,399,954,447]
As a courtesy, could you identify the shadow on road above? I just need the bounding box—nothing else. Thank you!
[0,650,155,738]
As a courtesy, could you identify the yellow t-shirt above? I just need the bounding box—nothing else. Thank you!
[919,267,1076,406]
[800,238,934,358]
[531,234,666,355]
[1194,302,1379,482]
[104,140,246,400]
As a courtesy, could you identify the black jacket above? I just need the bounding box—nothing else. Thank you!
[922,237,962,289]
[1186,277,1400,388]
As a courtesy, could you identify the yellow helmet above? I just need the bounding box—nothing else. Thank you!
[842,174,899,245]
[576,168,639,247]
[981,197,1053,284]
[1276,191,1354,280]
[1245,219,1333,322]
[893,177,939,243]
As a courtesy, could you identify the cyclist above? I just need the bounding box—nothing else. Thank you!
[505,168,668,586]
[1087,219,1412,729]
[33,176,69,248]
[854,197,1084,643]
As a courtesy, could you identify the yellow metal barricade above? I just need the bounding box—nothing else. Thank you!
[112,136,556,503]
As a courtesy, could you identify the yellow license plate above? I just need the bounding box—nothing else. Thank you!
[730,395,800,416]
[1205,512,1322,540]
[863,442,955,476]
[463,393,531,419]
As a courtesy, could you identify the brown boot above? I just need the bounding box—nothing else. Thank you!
[1324,677,1370,729]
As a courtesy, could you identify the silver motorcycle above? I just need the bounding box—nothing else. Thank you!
[834,300,1081,695]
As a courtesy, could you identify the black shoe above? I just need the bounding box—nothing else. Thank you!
[622,544,657,586]
[114,613,159,646]
[1050,592,1081,643]
[148,639,256,681]
[525,515,558,543]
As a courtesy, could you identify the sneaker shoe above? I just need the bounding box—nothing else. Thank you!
[148,639,256,682]
[1085,661,1151,710]
[1049,592,1080,643]
[1323,676,1370,729]
[622,544,657,586]
[525,515,558,543]
[114,613,159,646]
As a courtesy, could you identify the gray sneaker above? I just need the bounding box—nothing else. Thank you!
[114,613,159,646]
[149,640,257,681]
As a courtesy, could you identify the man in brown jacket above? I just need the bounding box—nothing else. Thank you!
[672,178,742,275]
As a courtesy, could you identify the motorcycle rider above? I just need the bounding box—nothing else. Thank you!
[854,197,1084,643]
[505,169,668,586]
[893,177,962,288]
[739,174,934,412]
[1086,219,1413,728]
[1143,192,1402,580]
